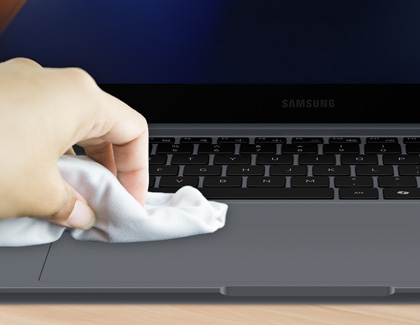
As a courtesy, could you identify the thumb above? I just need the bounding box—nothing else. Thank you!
[46,180,96,230]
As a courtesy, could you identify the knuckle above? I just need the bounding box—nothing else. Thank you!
[7,57,42,68]
[63,67,97,89]
[136,112,148,128]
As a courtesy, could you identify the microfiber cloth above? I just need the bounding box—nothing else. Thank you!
[0,155,227,247]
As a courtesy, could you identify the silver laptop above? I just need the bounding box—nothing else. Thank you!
[1,0,420,300]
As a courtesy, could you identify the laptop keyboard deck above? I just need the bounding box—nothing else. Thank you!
[148,136,420,200]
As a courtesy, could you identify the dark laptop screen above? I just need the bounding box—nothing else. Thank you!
[1,0,420,123]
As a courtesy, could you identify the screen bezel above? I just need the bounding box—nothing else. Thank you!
[98,83,420,124]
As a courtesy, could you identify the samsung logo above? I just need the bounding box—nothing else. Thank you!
[281,99,335,108]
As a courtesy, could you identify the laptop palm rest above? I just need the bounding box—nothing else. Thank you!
[40,201,420,295]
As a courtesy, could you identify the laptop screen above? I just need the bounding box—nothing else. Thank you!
[1,0,419,123]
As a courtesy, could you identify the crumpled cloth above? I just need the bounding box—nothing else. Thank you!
[0,155,227,247]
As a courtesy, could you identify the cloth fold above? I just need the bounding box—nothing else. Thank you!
[0,155,227,247]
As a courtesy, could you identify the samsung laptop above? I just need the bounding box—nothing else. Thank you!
[1,0,420,299]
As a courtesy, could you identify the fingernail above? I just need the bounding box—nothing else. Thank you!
[66,200,96,230]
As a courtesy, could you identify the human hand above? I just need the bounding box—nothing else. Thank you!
[0,57,149,229]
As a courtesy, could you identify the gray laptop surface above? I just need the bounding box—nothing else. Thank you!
[1,0,420,299]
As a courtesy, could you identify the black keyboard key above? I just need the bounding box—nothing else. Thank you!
[334,176,373,188]
[282,144,319,154]
[313,165,350,176]
[213,154,251,165]
[226,165,265,176]
[149,176,156,188]
[171,154,209,165]
[329,137,361,144]
[340,154,378,165]
[240,144,276,154]
[355,165,394,176]
[270,165,307,176]
[377,176,417,188]
[156,143,194,154]
[339,188,379,199]
[180,137,212,143]
[298,154,336,165]
[404,137,420,143]
[256,154,293,165]
[149,137,175,144]
[149,155,167,165]
[405,143,420,154]
[159,176,199,188]
[183,165,222,176]
[323,143,359,154]
[218,137,249,144]
[383,188,420,199]
[203,176,243,187]
[366,137,398,144]
[195,188,334,199]
[198,143,235,154]
[254,137,286,144]
[398,165,420,176]
[149,166,179,176]
[364,143,401,154]
[382,154,420,165]
[292,137,324,144]
[247,176,286,188]
[291,176,330,188]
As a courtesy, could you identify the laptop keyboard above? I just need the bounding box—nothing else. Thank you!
[148,136,420,200]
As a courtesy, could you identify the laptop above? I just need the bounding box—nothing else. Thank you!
[1,0,420,300]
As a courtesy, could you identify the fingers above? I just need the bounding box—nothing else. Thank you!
[113,132,149,206]
[80,91,149,206]
[82,130,148,206]
[11,162,97,229]
[83,142,117,176]
[1,59,149,213]
[44,179,96,230]
[56,65,149,207]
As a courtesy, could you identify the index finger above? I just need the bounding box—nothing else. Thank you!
[81,90,149,206]
[112,130,149,206]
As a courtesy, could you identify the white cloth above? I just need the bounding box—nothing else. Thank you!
[0,155,227,247]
